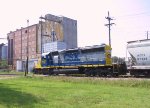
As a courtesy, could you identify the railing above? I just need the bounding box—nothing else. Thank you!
[42,56,106,67]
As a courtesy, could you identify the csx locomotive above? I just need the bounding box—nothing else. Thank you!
[34,44,126,76]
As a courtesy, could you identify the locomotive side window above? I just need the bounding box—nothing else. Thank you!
[41,56,46,66]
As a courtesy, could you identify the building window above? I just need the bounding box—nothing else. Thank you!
[32,48,34,52]
[32,28,35,32]
[25,30,28,33]
[74,23,77,26]
[32,55,35,58]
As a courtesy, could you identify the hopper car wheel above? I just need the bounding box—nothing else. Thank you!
[130,71,139,77]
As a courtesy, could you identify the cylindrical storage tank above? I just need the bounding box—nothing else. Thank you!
[16,60,22,72]
[1,45,8,60]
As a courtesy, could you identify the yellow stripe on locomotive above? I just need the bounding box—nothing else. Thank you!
[105,45,112,66]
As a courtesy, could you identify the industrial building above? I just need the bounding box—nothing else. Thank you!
[38,14,77,53]
[7,14,77,71]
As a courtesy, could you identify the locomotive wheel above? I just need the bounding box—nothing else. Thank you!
[92,71,96,76]
[48,69,54,75]
[85,69,92,77]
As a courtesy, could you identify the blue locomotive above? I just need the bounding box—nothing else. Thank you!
[34,44,125,76]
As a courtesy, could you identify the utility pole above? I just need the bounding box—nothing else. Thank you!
[21,27,23,73]
[105,11,115,47]
[147,31,149,39]
[25,20,29,76]
[40,16,43,59]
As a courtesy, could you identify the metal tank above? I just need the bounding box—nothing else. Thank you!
[1,44,8,60]
[127,39,150,67]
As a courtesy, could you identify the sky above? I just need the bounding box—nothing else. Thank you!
[0,0,150,57]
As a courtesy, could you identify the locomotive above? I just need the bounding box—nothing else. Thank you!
[34,44,127,76]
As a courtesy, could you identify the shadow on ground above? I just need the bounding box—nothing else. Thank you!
[0,83,42,108]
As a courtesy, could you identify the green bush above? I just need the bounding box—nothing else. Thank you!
[0,60,8,69]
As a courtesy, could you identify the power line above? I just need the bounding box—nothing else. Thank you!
[116,11,150,19]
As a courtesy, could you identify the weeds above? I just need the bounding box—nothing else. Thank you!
[37,76,150,88]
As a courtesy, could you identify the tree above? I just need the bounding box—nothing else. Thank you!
[112,56,125,64]
[0,60,8,69]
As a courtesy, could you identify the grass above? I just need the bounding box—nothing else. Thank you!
[0,76,150,108]
[0,69,33,76]
[0,69,20,74]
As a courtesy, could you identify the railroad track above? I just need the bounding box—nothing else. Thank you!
[52,74,150,79]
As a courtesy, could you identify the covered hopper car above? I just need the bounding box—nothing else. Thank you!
[127,39,150,76]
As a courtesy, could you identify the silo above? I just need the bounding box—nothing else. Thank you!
[1,44,8,60]
[62,17,77,49]
[40,14,77,52]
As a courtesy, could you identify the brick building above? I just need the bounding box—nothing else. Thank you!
[7,24,40,70]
